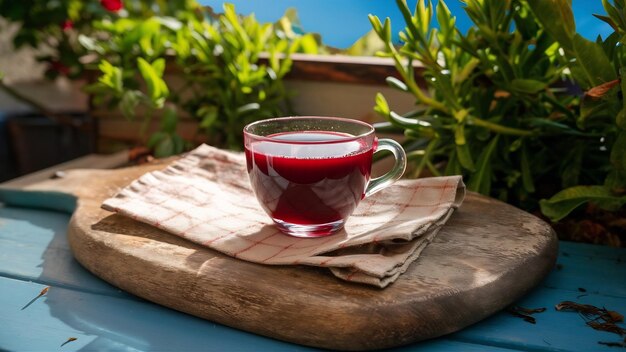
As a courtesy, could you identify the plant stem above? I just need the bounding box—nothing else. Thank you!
[411,138,439,178]
[387,44,450,113]
[471,116,534,136]
[139,108,154,143]
[394,57,449,112]
[426,160,442,176]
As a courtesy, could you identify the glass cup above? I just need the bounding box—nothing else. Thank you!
[243,116,406,238]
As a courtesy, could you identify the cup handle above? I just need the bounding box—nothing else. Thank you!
[364,138,407,198]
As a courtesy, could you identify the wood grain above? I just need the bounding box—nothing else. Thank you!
[29,162,558,351]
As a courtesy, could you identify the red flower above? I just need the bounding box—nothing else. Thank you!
[50,61,70,76]
[61,20,73,31]
[100,0,123,12]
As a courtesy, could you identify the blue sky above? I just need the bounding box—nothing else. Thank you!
[200,1,612,49]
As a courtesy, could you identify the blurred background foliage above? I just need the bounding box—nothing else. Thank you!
[0,0,327,154]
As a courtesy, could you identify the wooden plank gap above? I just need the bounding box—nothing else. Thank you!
[0,271,137,301]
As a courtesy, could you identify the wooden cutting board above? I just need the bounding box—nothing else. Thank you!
[23,161,557,351]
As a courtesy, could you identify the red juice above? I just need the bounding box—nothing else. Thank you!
[245,131,373,226]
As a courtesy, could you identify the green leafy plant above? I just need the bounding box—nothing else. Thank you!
[528,0,626,221]
[370,0,623,219]
[84,2,317,155]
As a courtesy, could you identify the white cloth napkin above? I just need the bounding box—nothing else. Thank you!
[102,144,465,287]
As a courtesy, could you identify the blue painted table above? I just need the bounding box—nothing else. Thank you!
[1,198,625,351]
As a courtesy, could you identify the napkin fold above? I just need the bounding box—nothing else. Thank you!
[102,144,465,288]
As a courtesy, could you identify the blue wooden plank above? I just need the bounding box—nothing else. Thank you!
[0,277,517,352]
[400,340,519,351]
[543,248,626,297]
[558,241,626,262]
[0,206,127,298]
[451,286,626,352]
[0,277,315,352]
[0,189,76,214]
[455,242,626,351]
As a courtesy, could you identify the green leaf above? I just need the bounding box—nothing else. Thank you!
[618,108,626,129]
[396,0,419,39]
[383,17,392,42]
[468,135,499,194]
[621,68,626,120]
[436,0,454,42]
[154,136,175,158]
[560,144,584,188]
[119,90,144,119]
[509,79,547,94]
[456,143,475,172]
[97,60,123,94]
[368,15,384,38]
[156,16,183,31]
[147,131,166,148]
[198,106,219,129]
[67,1,83,20]
[521,144,535,193]
[173,27,191,59]
[373,121,402,134]
[540,186,626,221]
[297,34,319,54]
[579,95,612,128]
[610,131,626,170]
[431,71,459,109]
[526,117,589,136]
[415,0,434,35]
[388,111,434,136]
[509,138,523,152]
[374,93,390,117]
[236,103,260,115]
[454,58,479,84]
[386,77,408,91]
[454,123,466,145]
[453,109,468,123]
[444,149,462,176]
[605,170,626,193]
[345,30,385,56]
[570,34,615,88]
[152,58,166,77]
[526,0,575,51]
[78,34,103,54]
[137,57,169,106]
[161,106,178,134]
[602,0,626,30]
[171,134,186,155]
[136,19,162,57]
[593,14,619,32]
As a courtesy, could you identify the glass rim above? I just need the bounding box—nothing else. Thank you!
[243,116,375,145]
